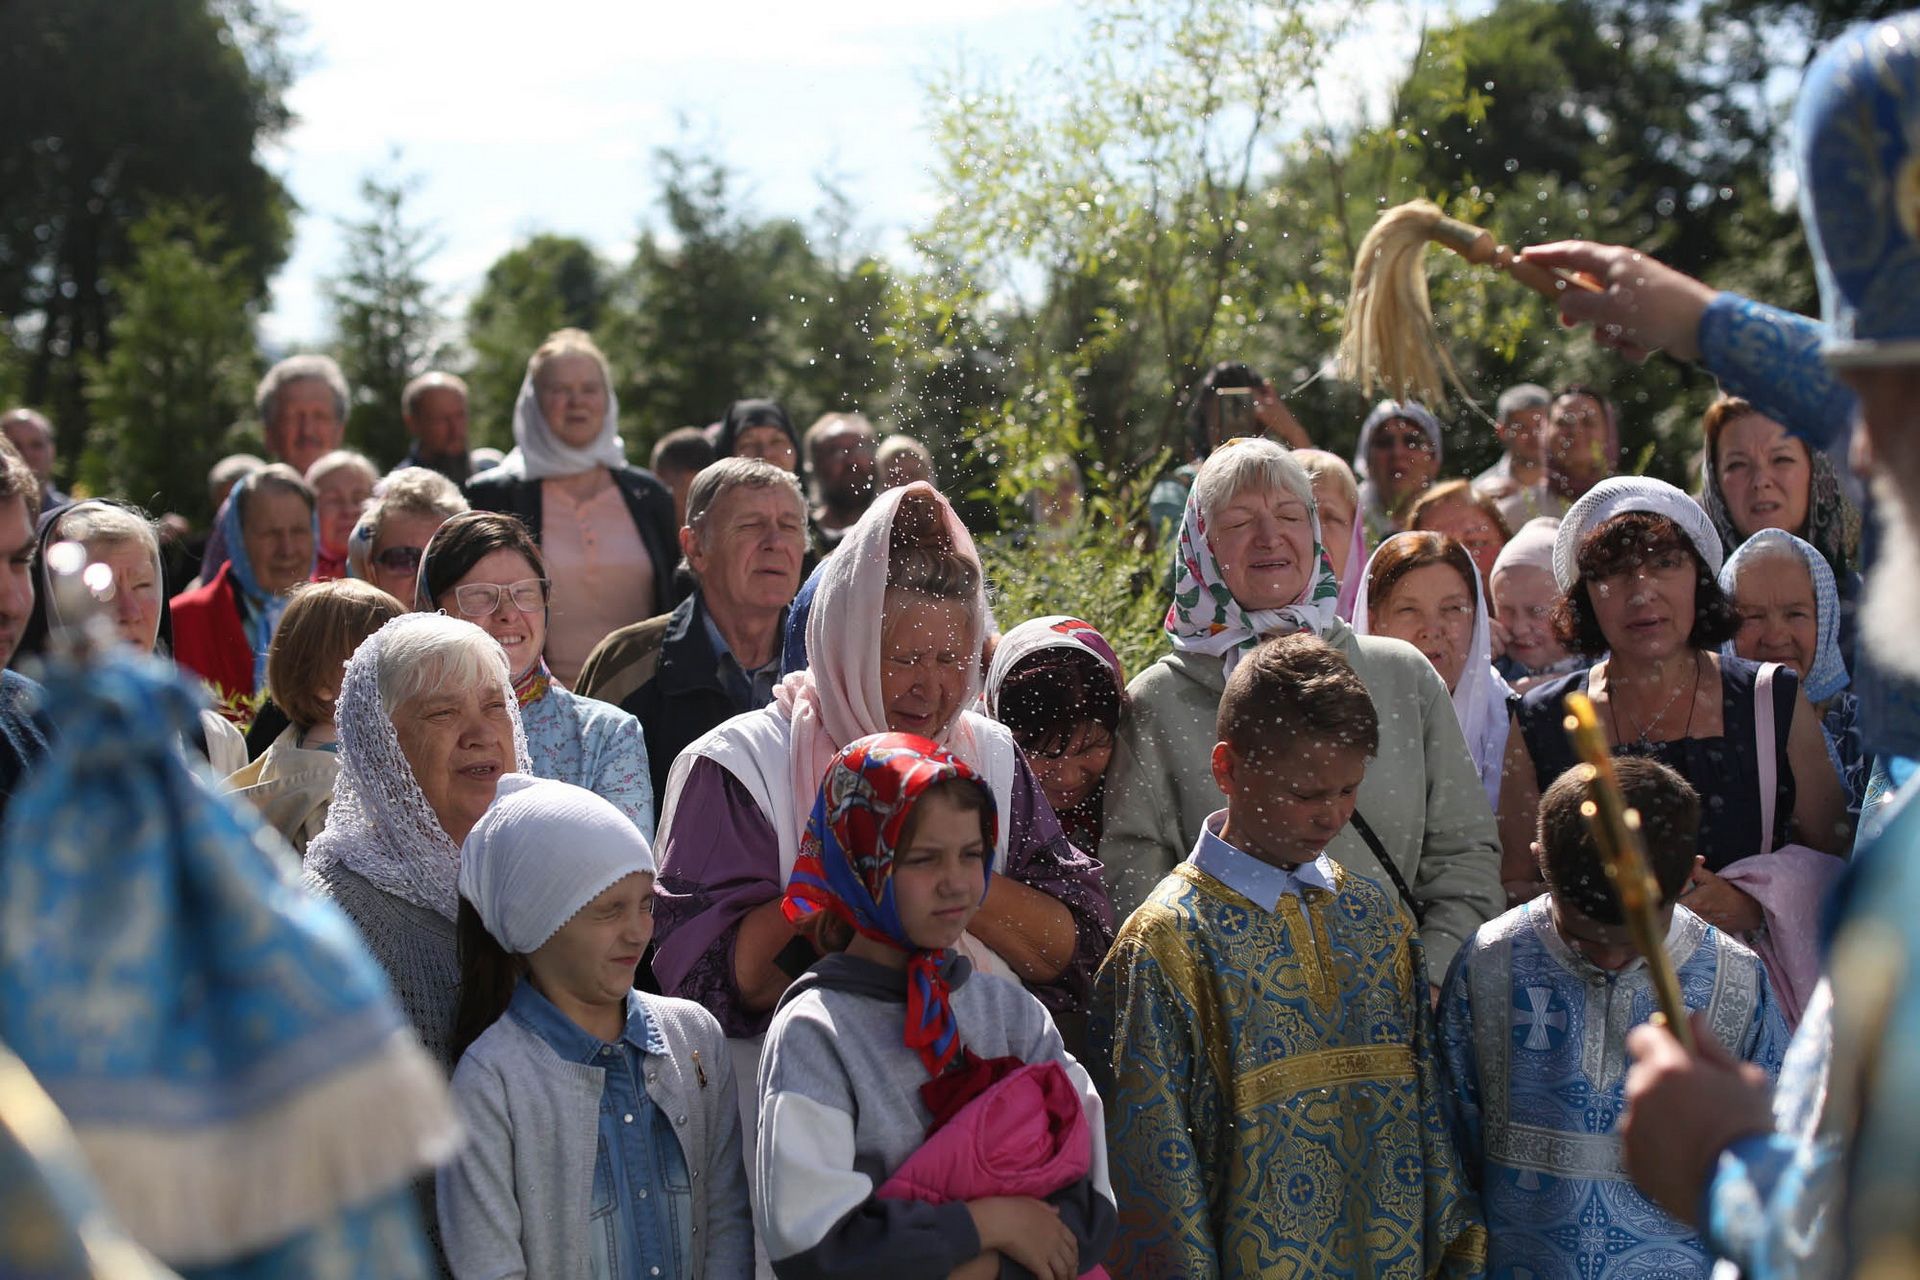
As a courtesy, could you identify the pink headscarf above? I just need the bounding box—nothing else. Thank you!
[771,482,999,837]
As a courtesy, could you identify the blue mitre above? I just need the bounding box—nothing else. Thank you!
[1797,12,1920,366]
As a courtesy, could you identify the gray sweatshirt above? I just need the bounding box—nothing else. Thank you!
[756,953,1116,1280]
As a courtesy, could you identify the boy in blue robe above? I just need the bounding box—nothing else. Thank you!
[1092,632,1485,1278]
[1437,757,1789,1279]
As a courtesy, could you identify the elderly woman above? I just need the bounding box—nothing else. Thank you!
[345,466,469,605]
[302,613,529,1068]
[170,464,316,713]
[1501,478,1849,918]
[306,449,378,581]
[1101,437,1503,982]
[19,499,247,773]
[1352,400,1443,545]
[1409,478,1511,584]
[1292,449,1363,614]
[464,328,678,687]
[652,482,1114,1143]
[1353,531,1514,811]
[1721,529,1867,816]
[985,615,1128,852]
[1700,394,1861,587]
[224,579,406,856]
[417,511,654,834]
[1488,517,1581,686]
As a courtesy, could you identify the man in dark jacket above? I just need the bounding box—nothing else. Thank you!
[574,458,807,797]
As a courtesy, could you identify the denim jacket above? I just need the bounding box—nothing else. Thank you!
[439,982,753,1280]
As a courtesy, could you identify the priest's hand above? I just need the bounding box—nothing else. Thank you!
[1518,241,1716,363]
[1622,1011,1775,1224]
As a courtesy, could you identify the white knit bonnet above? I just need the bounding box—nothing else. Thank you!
[458,774,657,954]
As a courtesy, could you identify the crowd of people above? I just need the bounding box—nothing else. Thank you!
[5,12,1920,1280]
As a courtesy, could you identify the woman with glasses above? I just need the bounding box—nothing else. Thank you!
[985,615,1127,854]
[1351,399,1444,545]
[347,466,471,605]
[418,511,655,835]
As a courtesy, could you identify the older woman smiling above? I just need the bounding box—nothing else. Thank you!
[303,613,530,1068]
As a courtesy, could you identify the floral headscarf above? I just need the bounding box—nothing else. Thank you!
[1718,528,1851,704]
[783,733,998,1077]
[1700,427,1860,580]
[984,615,1125,718]
[1165,439,1342,677]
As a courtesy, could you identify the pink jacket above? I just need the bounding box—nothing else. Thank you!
[878,1061,1111,1279]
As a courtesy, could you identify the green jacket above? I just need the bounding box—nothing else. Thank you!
[1099,618,1503,978]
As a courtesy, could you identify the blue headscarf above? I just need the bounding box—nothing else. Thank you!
[0,650,453,1268]
[1719,528,1850,703]
[219,471,318,691]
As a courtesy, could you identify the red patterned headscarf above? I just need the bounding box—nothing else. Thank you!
[783,733,997,1076]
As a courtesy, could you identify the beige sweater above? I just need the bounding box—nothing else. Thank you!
[1099,619,1504,979]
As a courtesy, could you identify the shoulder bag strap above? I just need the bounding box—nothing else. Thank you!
[1350,810,1424,924]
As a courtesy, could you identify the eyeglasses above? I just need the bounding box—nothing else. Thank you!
[372,545,424,573]
[452,577,549,617]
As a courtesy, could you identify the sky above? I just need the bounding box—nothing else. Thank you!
[262,0,1443,350]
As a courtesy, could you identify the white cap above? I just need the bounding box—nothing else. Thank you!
[458,774,656,953]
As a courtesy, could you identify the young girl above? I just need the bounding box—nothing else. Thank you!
[438,774,753,1279]
[757,733,1116,1280]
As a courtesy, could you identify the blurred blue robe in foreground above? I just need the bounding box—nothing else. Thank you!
[0,646,457,1278]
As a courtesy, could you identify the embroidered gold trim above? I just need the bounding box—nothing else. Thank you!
[1236,1043,1415,1112]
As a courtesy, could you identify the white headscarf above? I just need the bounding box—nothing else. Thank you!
[493,370,627,481]
[1490,516,1560,582]
[460,774,655,954]
[307,614,531,921]
[1552,476,1724,591]
[1351,532,1513,810]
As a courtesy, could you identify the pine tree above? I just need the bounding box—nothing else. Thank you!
[85,207,258,524]
[325,167,445,466]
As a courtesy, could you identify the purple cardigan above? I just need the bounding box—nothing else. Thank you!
[654,754,1116,1038]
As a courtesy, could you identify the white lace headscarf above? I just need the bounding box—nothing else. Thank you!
[306,613,530,920]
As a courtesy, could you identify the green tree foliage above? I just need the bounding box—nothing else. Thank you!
[608,145,896,449]
[0,0,294,443]
[325,167,447,465]
[462,234,611,449]
[913,0,1367,484]
[84,208,259,525]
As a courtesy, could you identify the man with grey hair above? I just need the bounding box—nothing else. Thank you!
[0,409,68,515]
[575,457,808,798]
[257,354,349,477]
[399,371,474,484]
[1471,382,1550,507]
[199,355,351,584]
